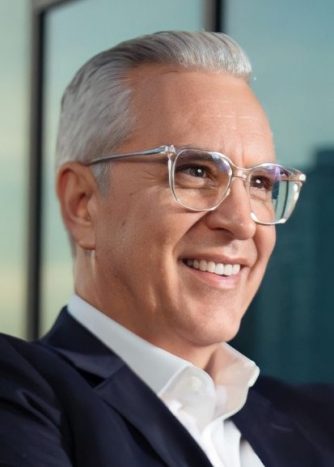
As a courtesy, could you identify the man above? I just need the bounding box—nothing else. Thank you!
[0,31,333,467]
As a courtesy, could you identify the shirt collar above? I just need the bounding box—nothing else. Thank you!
[67,294,259,418]
[68,294,189,393]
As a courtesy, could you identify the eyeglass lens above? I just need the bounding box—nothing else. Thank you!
[172,149,301,224]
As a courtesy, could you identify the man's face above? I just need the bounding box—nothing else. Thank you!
[88,67,276,359]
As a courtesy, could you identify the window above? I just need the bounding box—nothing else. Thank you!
[0,1,30,336]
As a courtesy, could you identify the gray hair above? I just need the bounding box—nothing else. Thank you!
[55,31,252,184]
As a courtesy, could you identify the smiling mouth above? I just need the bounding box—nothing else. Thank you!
[184,259,241,277]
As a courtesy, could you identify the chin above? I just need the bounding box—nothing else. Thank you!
[202,324,240,345]
[180,313,243,348]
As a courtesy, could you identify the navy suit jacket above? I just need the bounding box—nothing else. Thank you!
[0,308,333,466]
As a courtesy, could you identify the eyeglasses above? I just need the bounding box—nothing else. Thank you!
[88,144,306,225]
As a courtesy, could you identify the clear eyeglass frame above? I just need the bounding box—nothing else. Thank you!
[87,144,306,226]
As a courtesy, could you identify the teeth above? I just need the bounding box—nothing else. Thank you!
[207,261,215,273]
[232,264,240,275]
[185,259,241,276]
[199,259,207,271]
[225,264,233,276]
[216,263,225,275]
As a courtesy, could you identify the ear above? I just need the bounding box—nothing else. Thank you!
[56,162,98,250]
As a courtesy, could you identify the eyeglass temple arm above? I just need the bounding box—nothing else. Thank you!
[88,145,174,166]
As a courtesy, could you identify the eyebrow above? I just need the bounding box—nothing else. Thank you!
[174,145,277,167]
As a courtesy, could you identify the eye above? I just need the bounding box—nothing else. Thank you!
[174,150,226,190]
[251,175,274,191]
[179,165,210,178]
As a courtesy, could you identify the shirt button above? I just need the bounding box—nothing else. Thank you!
[188,376,203,392]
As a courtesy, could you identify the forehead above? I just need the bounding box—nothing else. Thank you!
[126,66,275,166]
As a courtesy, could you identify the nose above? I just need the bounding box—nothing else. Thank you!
[205,178,257,240]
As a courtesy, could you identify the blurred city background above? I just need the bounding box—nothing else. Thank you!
[1,0,333,383]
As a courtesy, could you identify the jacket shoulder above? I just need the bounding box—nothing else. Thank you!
[0,333,77,466]
[255,374,334,408]
[0,332,85,391]
[254,375,334,450]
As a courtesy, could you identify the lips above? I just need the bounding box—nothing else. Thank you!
[185,259,241,277]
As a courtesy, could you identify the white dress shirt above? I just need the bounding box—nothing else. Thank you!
[68,294,264,467]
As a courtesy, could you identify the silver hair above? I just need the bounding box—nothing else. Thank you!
[55,31,252,185]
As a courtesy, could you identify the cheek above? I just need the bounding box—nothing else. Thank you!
[256,226,276,266]
[96,184,204,275]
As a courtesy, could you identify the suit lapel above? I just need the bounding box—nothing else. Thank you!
[232,387,320,466]
[40,309,213,467]
[41,309,322,467]
[95,364,213,467]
